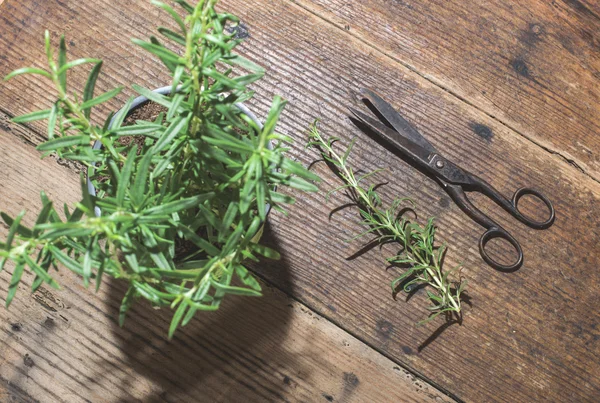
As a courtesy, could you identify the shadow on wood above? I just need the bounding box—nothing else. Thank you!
[95,222,298,402]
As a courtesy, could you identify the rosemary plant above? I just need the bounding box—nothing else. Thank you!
[307,124,466,324]
[1,0,319,337]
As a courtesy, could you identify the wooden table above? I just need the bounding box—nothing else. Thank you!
[1,1,599,402]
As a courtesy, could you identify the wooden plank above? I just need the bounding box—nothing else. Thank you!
[0,122,454,403]
[0,0,599,402]
[291,0,600,182]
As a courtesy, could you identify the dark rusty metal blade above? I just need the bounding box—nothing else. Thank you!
[349,107,433,166]
[360,88,437,153]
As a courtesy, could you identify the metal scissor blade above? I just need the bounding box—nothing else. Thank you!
[349,107,433,165]
[361,88,437,153]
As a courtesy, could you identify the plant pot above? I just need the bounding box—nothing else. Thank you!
[86,85,271,218]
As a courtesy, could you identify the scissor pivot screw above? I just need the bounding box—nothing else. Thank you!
[435,160,445,169]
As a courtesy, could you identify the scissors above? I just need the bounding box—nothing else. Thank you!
[349,88,555,272]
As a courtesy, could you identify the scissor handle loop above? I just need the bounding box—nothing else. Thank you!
[511,187,555,229]
[479,227,524,272]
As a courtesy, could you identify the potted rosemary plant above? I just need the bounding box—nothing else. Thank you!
[1,0,318,337]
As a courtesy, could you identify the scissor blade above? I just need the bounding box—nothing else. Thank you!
[349,107,433,165]
[361,88,436,153]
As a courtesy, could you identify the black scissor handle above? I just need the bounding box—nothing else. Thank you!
[479,227,524,272]
[511,187,555,229]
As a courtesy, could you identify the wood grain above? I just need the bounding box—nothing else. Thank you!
[0,122,453,403]
[0,0,599,402]
[292,0,600,182]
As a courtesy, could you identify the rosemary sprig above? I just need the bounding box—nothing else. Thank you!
[307,123,467,324]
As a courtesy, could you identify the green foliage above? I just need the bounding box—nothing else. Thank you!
[1,0,319,338]
[307,123,466,324]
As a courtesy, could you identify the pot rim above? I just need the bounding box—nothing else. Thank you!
[86,85,271,217]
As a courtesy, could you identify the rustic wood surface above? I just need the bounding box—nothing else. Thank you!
[0,0,599,402]
[0,124,453,402]
[293,0,600,182]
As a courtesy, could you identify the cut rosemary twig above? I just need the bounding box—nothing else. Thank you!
[307,123,467,324]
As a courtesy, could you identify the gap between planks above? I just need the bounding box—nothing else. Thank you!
[286,0,600,186]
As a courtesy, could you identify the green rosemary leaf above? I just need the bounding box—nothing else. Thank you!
[24,255,59,289]
[152,1,187,34]
[173,0,194,13]
[256,178,267,220]
[169,300,188,338]
[202,127,254,153]
[270,191,295,204]
[6,261,25,307]
[36,135,91,152]
[81,86,123,110]
[11,108,52,123]
[80,175,95,216]
[233,73,263,87]
[202,50,225,69]
[154,269,203,279]
[116,145,137,206]
[181,305,198,327]
[2,211,31,241]
[83,61,103,119]
[222,223,244,255]
[44,30,53,63]
[132,39,182,64]
[132,84,184,112]
[210,277,262,297]
[95,260,106,292]
[132,151,153,207]
[177,224,220,256]
[114,123,164,137]
[38,223,93,239]
[124,253,141,273]
[56,58,101,76]
[219,202,239,239]
[202,67,243,90]
[110,97,134,130]
[235,265,262,291]
[278,158,321,181]
[58,35,68,91]
[171,65,185,93]
[152,115,188,153]
[158,27,186,46]
[166,93,185,121]
[342,138,357,164]
[262,96,286,138]
[48,244,83,275]
[145,193,213,216]
[82,247,92,287]
[33,199,54,236]
[119,286,136,327]
[47,103,58,139]
[222,54,265,75]
[281,175,319,192]
[250,244,281,260]
[102,111,115,132]
[200,33,230,49]
[4,67,52,81]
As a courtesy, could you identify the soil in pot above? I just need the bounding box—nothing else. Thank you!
[93,100,203,261]
[94,100,263,265]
